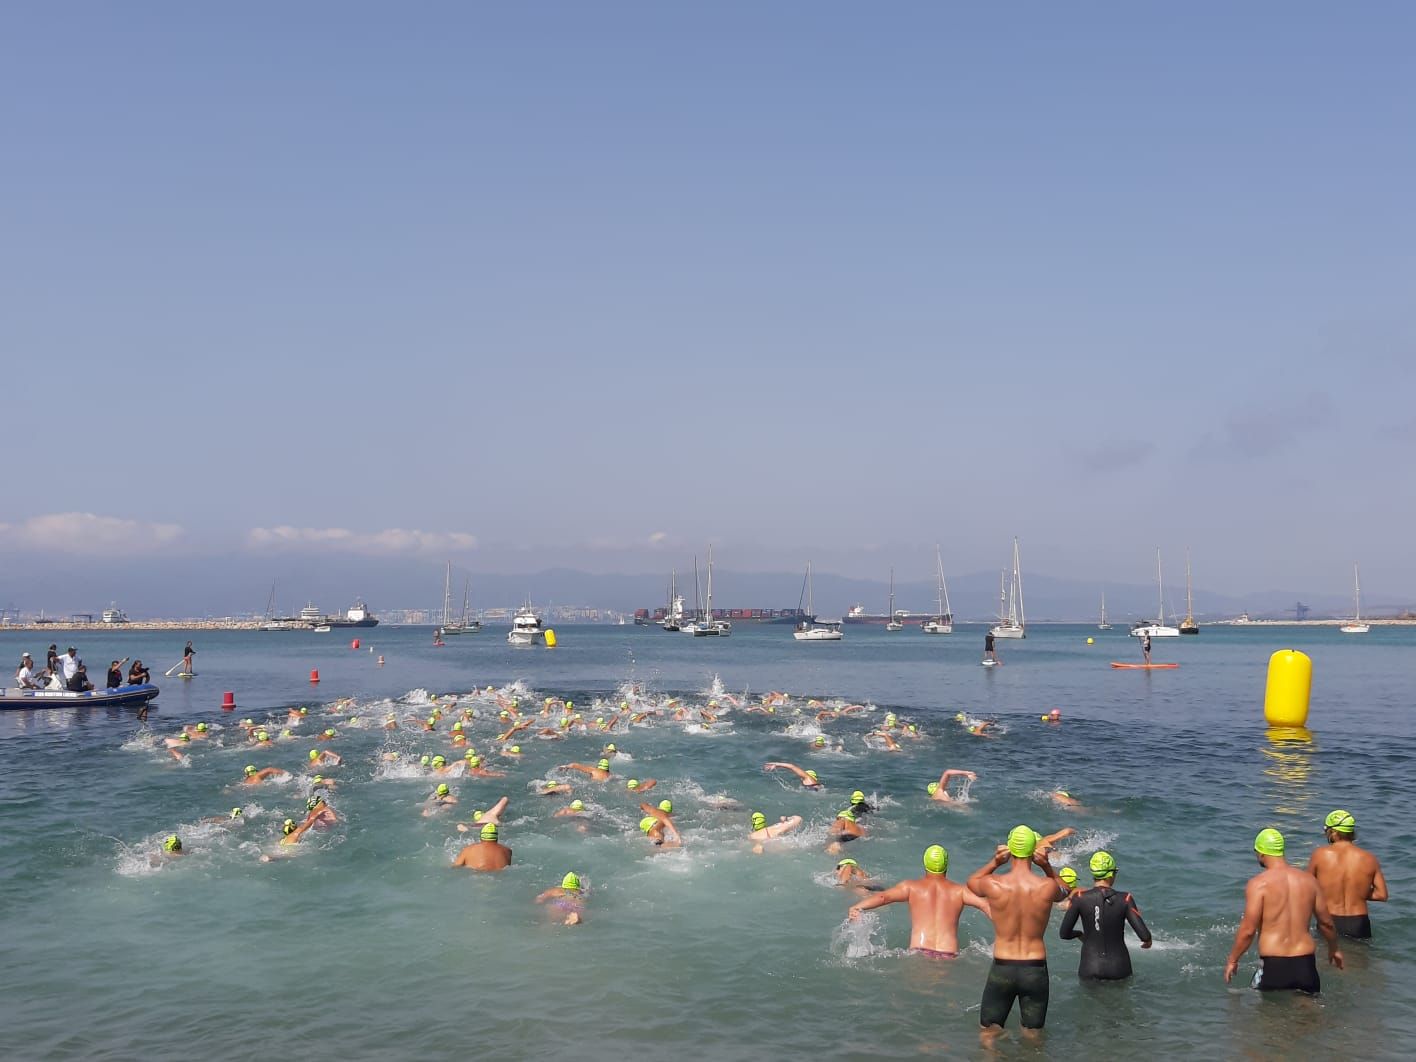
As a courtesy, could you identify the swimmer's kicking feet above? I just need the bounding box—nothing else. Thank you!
[850,845,990,957]
[764,761,822,788]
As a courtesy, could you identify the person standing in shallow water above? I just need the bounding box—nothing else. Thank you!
[1307,810,1388,939]
[848,845,991,958]
[1225,828,1343,994]
[967,826,1068,1043]
[1058,850,1152,979]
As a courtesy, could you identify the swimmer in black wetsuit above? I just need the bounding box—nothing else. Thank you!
[848,790,874,818]
[1059,851,1152,979]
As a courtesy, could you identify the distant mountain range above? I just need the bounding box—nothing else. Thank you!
[3,553,1411,621]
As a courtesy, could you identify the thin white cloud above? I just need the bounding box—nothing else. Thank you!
[0,512,184,554]
[246,525,477,555]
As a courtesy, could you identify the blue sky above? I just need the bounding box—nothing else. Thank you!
[3,3,1415,604]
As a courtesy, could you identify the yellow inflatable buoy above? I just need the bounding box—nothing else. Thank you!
[1264,649,1311,727]
[1086,637,1094,645]
[544,629,558,648]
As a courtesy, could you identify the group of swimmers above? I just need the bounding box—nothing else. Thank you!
[135,681,1390,1041]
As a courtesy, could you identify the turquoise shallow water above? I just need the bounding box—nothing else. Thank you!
[1,623,1413,1060]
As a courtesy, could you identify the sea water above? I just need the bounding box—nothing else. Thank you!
[1,623,1413,1060]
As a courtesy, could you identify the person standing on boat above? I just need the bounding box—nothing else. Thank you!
[60,646,80,686]
[1141,633,1152,666]
[46,644,59,675]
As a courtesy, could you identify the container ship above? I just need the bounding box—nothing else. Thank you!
[646,606,808,625]
[842,604,915,626]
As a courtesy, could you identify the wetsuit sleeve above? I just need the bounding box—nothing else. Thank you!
[1124,893,1152,944]
[1059,897,1083,940]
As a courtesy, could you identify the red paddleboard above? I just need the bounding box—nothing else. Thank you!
[1110,662,1179,669]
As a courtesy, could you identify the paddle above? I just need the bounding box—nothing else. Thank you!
[163,659,187,677]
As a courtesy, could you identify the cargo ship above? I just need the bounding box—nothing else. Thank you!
[646,606,807,625]
[843,604,914,626]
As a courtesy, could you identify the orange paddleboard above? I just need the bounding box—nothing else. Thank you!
[1110,662,1179,669]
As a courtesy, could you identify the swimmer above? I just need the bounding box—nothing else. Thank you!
[496,718,532,743]
[825,808,866,854]
[1307,810,1388,939]
[303,795,338,827]
[165,733,192,761]
[848,790,875,817]
[850,845,991,958]
[955,714,997,737]
[554,799,587,819]
[868,730,902,752]
[540,780,574,796]
[638,802,682,848]
[201,807,247,826]
[1055,867,1079,903]
[811,735,828,749]
[764,761,822,788]
[451,822,513,871]
[1058,851,1152,979]
[423,783,457,815]
[150,834,185,865]
[240,765,288,786]
[967,826,1069,1042]
[315,728,338,742]
[928,769,979,803]
[624,778,657,793]
[1040,709,1062,724]
[308,748,341,768]
[562,758,613,782]
[463,754,506,778]
[748,811,802,847]
[834,858,879,893]
[181,722,211,740]
[457,796,511,832]
[536,872,588,925]
[503,745,524,759]
[1225,829,1343,994]
[1051,789,1081,810]
[383,713,399,730]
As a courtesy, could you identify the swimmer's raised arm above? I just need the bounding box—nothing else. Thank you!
[764,762,807,779]
[562,763,601,777]
[967,845,1011,898]
[848,881,912,919]
[1037,827,1075,856]
[936,769,978,786]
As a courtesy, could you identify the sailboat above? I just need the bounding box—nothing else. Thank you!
[1097,591,1112,631]
[1179,549,1199,634]
[793,562,843,641]
[885,568,904,631]
[260,582,293,631]
[436,562,453,637]
[1340,563,1371,634]
[686,546,731,636]
[443,574,481,635]
[990,538,1026,639]
[921,546,953,634]
[1131,548,1180,637]
[661,570,685,631]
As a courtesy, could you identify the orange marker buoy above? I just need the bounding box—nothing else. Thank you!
[351,638,361,650]
[221,691,236,711]
[310,669,320,684]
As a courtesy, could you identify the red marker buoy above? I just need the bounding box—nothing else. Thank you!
[221,691,236,711]
[351,638,360,650]
[310,669,320,684]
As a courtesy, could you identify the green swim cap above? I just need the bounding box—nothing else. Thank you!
[1325,809,1356,834]
[837,858,858,869]
[436,783,450,797]
[1059,867,1078,888]
[955,713,964,722]
[313,775,324,784]
[480,823,498,841]
[180,733,191,742]
[309,749,320,761]
[324,729,335,738]
[923,845,948,874]
[242,718,254,726]
[1007,825,1038,859]
[509,745,521,754]
[244,765,257,775]
[432,755,446,767]
[306,796,321,810]
[1254,828,1285,857]
[927,781,939,795]
[164,835,181,852]
[570,799,584,811]
[851,790,865,804]
[605,744,617,753]
[1089,851,1117,877]
[596,716,604,724]
[299,707,307,715]
[282,819,296,835]
[256,731,269,742]
[469,756,482,767]
[659,799,673,814]
[836,808,856,822]
[420,755,430,766]
[280,729,293,738]
[561,872,581,892]
[230,807,243,818]
[805,770,818,780]
[639,816,657,833]
[597,759,611,771]
[627,779,639,790]
[426,717,436,727]
[451,721,462,731]
[813,736,825,747]
[751,812,767,830]
[544,780,559,791]
[196,722,207,732]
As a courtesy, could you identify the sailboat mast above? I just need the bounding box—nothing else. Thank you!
[889,567,895,615]
[1185,549,1194,618]
[442,561,452,627]
[706,545,714,619]
[1155,548,1164,624]
[1014,537,1025,627]
[1354,562,1362,622]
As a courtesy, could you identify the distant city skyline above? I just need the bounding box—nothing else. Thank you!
[5,7,1415,603]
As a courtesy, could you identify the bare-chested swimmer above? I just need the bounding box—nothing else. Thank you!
[562,758,613,782]
[849,845,991,957]
[764,761,822,788]
[1307,809,1388,940]
[928,769,978,803]
[240,765,288,786]
[452,822,513,870]
[748,811,802,852]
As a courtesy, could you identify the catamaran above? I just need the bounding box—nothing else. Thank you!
[885,568,904,631]
[990,538,1026,639]
[1178,549,1199,635]
[793,562,843,641]
[1340,563,1371,634]
[1131,548,1180,637]
[921,546,953,634]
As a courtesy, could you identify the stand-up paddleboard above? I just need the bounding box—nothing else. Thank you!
[981,658,1000,668]
[1110,662,1178,670]
[177,672,197,679]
